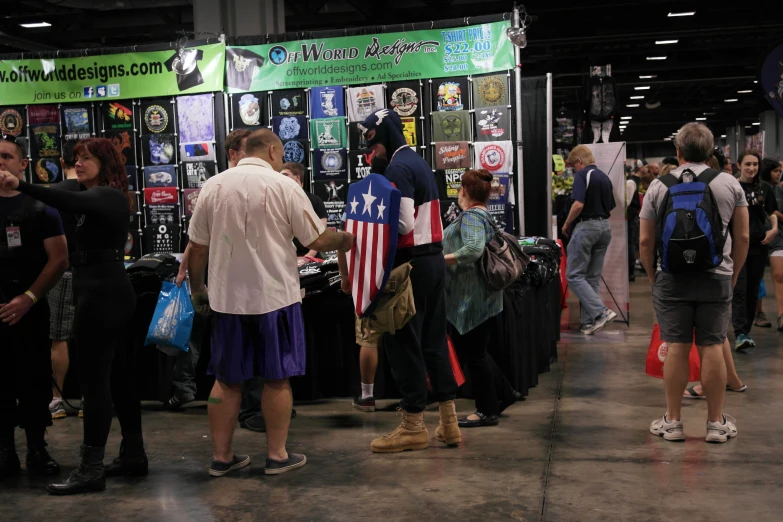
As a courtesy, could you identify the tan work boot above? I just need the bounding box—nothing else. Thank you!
[435,400,462,446]
[371,410,429,453]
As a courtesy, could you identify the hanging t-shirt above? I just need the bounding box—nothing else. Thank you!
[139,99,173,135]
[401,117,418,147]
[0,106,26,136]
[432,111,471,142]
[272,116,307,141]
[61,105,92,139]
[387,82,421,118]
[433,77,469,111]
[310,86,344,118]
[473,74,508,108]
[271,90,307,117]
[346,85,385,122]
[231,92,266,128]
[102,101,134,131]
[30,124,61,158]
[434,141,470,170]
[225,48,265,91]
[314,149,348,180]
[474,141,513,173]
[311,117,346,149]
[282,140,308,166]
[475,105,511,141]
[164,49,205,92]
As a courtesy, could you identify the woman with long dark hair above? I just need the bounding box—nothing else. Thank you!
[732,150,778,351]
[0,138,141,494]
[760,158,783,330]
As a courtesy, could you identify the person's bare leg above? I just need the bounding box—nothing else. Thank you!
[690,339,742,395]
[698,343,727,423]
[360,345,378,385]
[208,380,242,462]
[262,379,292,461]
[771,257,783,317]
[51,340,69,399]
[722,338,743,389]
[663,343,691,421]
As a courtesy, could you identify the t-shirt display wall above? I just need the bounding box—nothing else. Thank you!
[0,92,221,259]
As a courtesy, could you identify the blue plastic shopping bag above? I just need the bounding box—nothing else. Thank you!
[145,281,195,352]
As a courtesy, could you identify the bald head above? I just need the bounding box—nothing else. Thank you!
[245,129,284,171]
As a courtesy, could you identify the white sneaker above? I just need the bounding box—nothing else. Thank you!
[583,309,617,335]
[650,414,685,441]
[706,414,738,443]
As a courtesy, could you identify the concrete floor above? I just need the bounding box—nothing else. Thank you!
[4,274,783,522]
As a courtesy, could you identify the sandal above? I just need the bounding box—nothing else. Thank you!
[683,386,706,399]
[726,384,748,392]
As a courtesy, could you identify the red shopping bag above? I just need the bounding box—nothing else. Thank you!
[425,336,466,390]
[645,324,701,381]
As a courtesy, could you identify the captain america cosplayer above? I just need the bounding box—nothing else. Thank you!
[358,109,461,453]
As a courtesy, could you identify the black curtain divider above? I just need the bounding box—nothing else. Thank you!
[520,76,548,238]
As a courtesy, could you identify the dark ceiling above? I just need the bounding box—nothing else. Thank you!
[3,0,779,143]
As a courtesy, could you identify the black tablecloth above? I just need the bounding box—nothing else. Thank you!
[64,278,561,403]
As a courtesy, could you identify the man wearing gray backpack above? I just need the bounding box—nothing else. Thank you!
[562,145,617,335]
[640,122,749,443]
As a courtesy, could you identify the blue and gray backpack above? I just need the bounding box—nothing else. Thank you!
[656,168,726,273]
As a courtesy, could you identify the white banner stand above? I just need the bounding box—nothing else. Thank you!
[586,142,630,325]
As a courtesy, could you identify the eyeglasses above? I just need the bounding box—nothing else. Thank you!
[1,133,18,143]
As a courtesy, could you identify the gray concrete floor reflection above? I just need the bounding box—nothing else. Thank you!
[3,273,782,521]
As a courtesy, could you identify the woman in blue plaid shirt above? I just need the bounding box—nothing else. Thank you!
[443,169,521,428]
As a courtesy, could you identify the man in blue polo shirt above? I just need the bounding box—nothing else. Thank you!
[561,145,617,335]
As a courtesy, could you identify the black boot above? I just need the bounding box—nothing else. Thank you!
[0,428,20,478]
[105,434,148,477]
[25,429,60,476]
[47,444,105,495]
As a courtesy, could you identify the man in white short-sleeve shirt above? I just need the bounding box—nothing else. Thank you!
[187,129,355,477]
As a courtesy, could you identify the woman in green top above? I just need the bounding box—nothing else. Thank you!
[443,169,521,428]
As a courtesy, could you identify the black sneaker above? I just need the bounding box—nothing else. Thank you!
[164,395,195,409]
[239,413,266,432]
[352,396,376,412]
[264,453,306,475]
[208,454,251,477]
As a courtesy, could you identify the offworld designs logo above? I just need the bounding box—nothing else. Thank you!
[365,38,439,65]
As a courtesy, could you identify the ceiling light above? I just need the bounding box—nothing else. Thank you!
[639,75,657,79]
[630,96,645,99]
[668,11,696,17]
[754,80,758,84]
[19,22,51,28]
[725,99,738,102]
[753,122,760,125]
[656,40,678,45]
[621,116,632,120]
[626,104,640,108]
[664,137,672,141]
[738,90,752,94]
[635,86,651,90]
[721,135,726,138]
[696,117,707,121]
[647,56,667,61]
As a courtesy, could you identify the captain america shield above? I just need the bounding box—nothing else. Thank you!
[344,173,401,317]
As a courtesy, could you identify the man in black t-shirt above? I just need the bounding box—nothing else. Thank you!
[0,136,68,477]
[562,145,617,335]
[281,162,328,257]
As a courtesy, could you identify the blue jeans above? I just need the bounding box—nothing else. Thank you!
[566,219,612,324]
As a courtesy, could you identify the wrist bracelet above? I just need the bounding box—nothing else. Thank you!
[339,272,349,277]
[25,290,38,304]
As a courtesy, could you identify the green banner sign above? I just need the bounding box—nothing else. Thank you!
[0,43,225,105]
[226,21,514,92]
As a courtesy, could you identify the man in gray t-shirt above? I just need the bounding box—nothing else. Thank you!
[640,123,749,444]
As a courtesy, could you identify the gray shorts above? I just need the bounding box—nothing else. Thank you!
[652,271,731,346]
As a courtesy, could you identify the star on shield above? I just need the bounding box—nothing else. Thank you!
[377,198,386,219]
[362,182,376,215]
[349,196,359,214]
